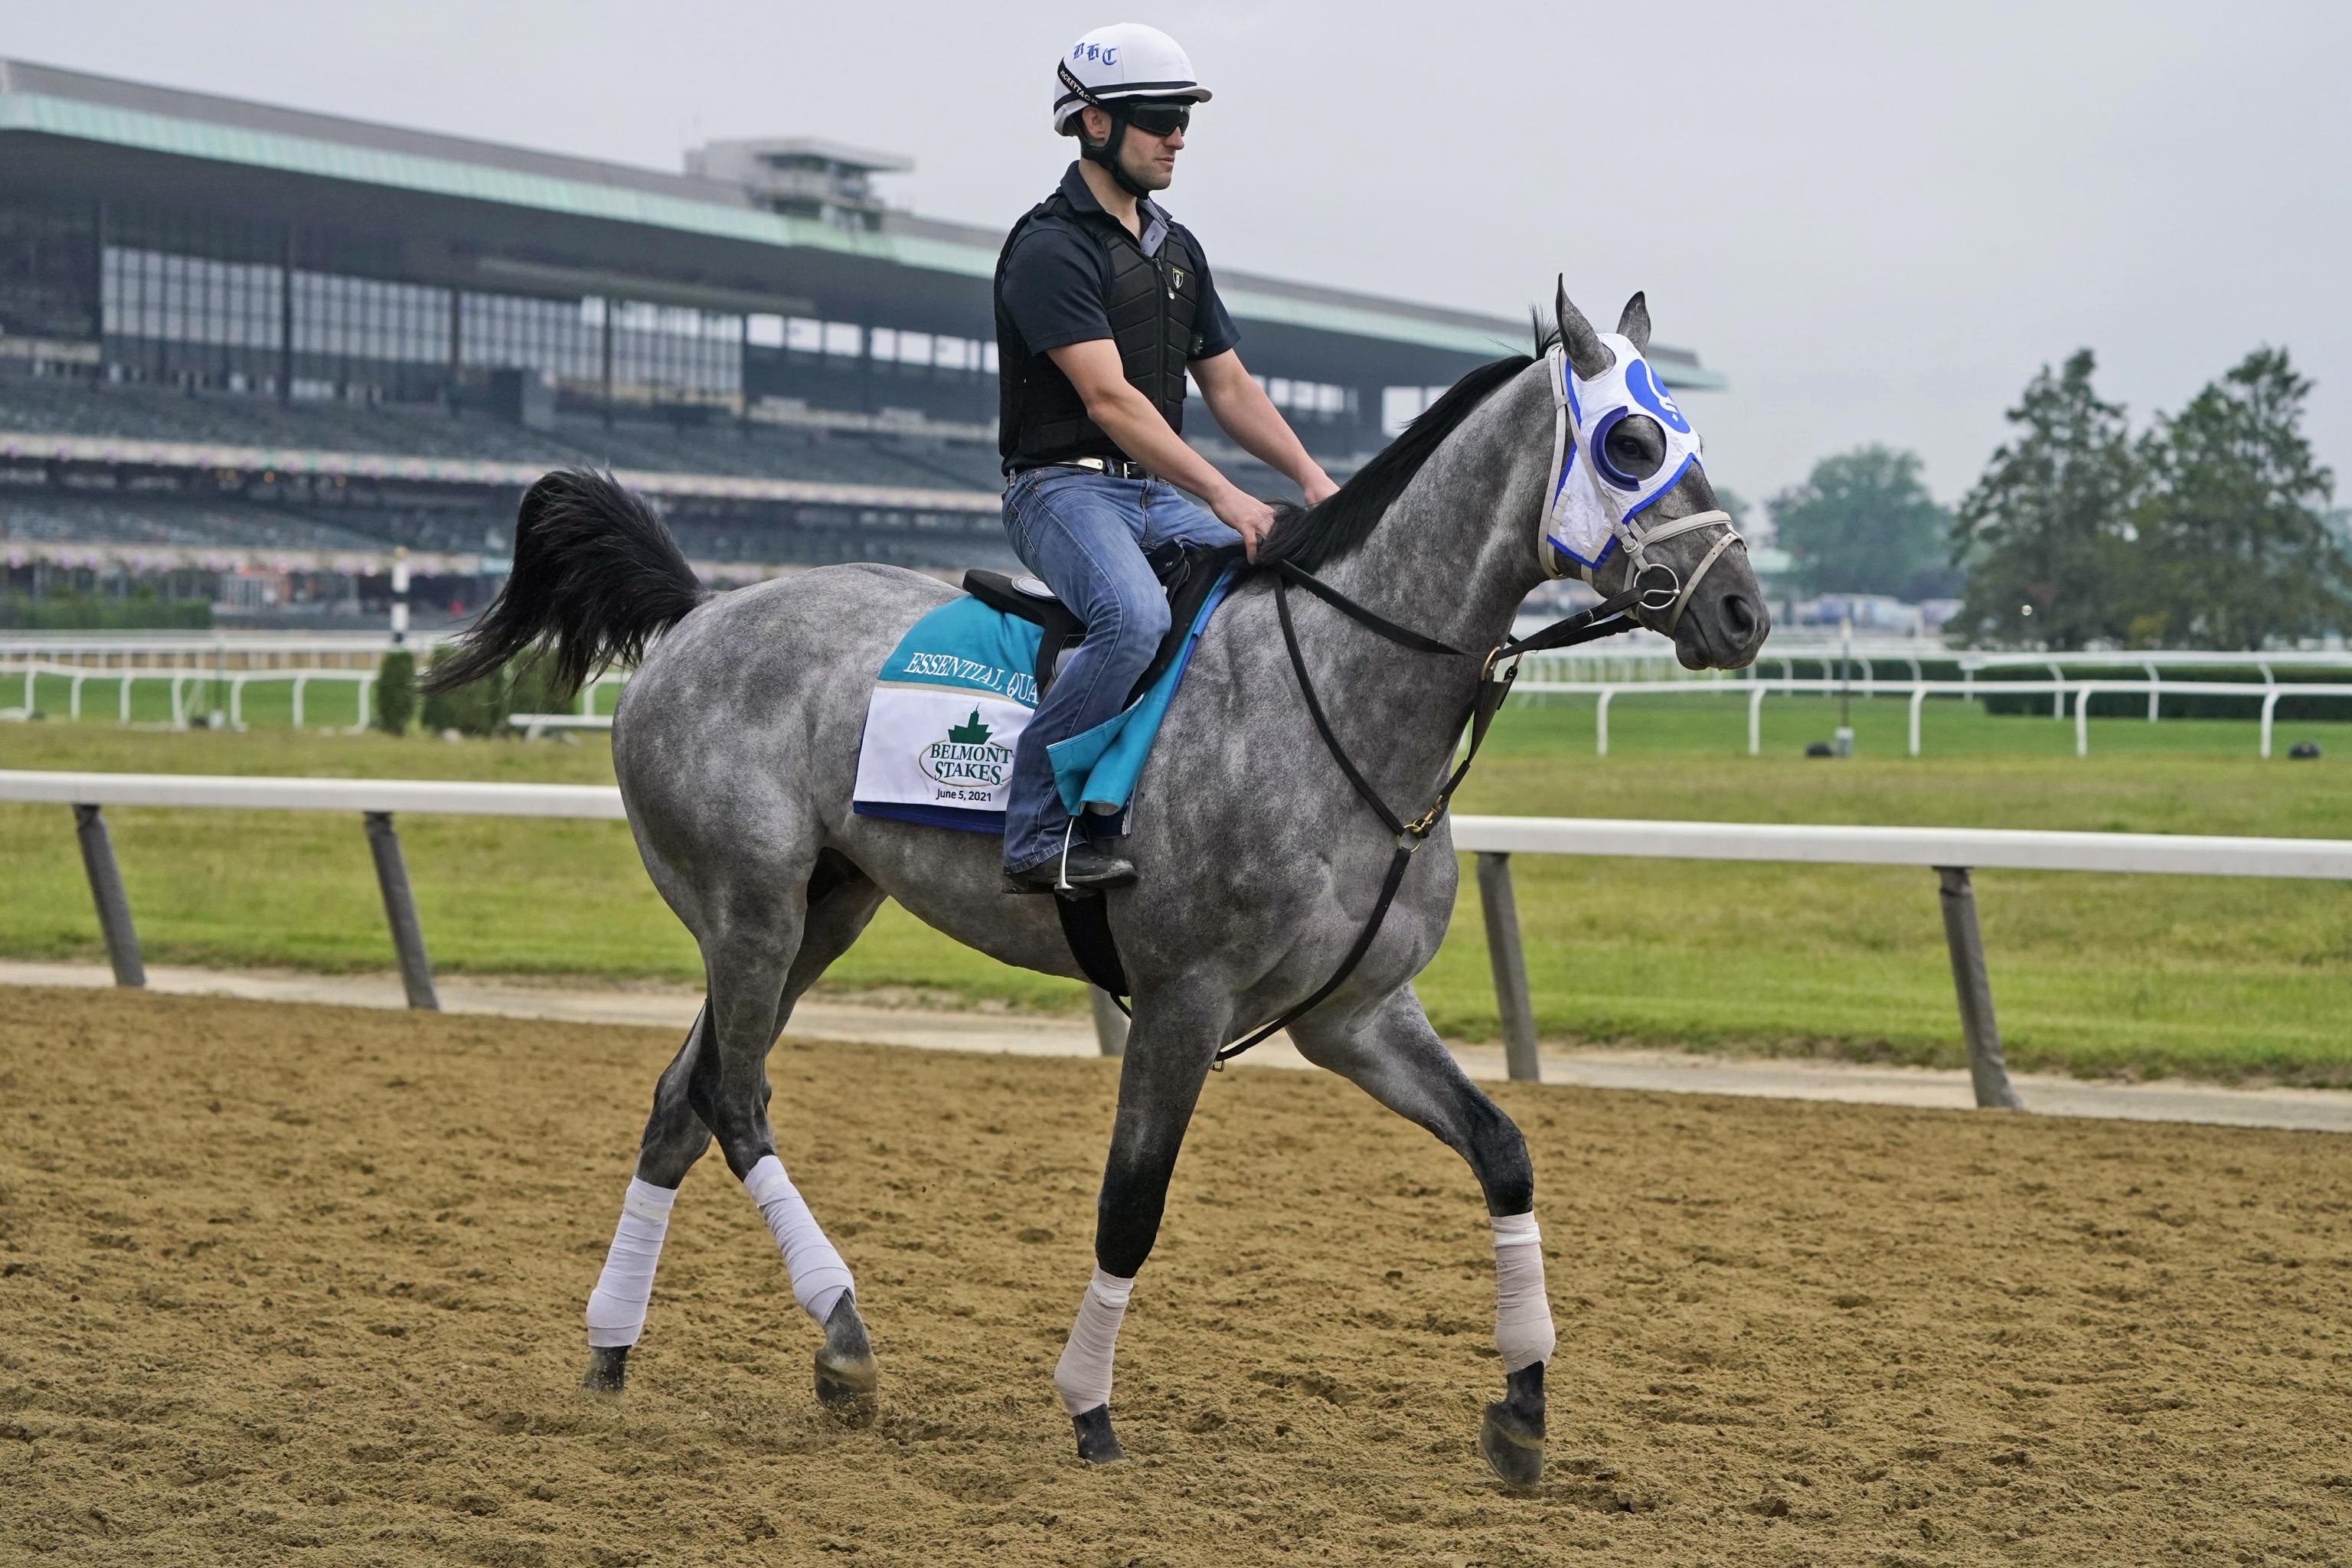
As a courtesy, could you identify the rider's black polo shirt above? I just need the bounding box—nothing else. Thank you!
[997,162,1241,363]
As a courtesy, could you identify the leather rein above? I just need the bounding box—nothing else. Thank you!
[1210,554,1677,1066]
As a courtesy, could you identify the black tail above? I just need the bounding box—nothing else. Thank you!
[424,469,703,698]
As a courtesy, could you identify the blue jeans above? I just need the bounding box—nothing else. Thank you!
[999,468,1238,871]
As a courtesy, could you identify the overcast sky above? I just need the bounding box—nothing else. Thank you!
[11,1,2347,517]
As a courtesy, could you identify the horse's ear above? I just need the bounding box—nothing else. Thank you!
[1616,291,1651,354]
[1555,276,1612,380]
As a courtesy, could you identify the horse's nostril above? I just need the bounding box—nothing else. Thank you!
[1722,593,1759,641]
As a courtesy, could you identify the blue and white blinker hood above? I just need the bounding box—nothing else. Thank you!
[1537,333,1743,631]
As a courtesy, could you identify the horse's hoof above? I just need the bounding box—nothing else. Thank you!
[581,1344,630,1393]
[1481,1361,1546,1487]
[1479,1399,1545,1488]
[1071,1403,1125,1464]
[813,1293,877,1423]
[1479,1399,1544,1485]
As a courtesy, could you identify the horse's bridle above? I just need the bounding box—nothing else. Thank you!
[1603,505,1743,636]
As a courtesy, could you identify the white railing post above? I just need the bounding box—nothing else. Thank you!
[1909,685,1928,757]
[2261,688,2282,760]
[292,675,307,730]
[1748,684,1767,756]
[351,675,376,734]
[119,672,133,724]
[1596,688,1615,757]
[70,671,86,720]
[2047,662,2064,719]
[2074,684,2098,757]
[230,675,247,730]
[2144,660,2160,721]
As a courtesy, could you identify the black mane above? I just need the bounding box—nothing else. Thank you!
[1259,318,1560,572]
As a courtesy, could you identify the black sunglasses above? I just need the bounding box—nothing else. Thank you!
[1119,101,1192,136]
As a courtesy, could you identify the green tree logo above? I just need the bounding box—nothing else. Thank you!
[946,709,992,746]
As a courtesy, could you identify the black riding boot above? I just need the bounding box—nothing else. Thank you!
[1005,841,1137,894]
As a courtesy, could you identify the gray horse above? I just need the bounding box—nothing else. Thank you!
[428,285,1766,1485]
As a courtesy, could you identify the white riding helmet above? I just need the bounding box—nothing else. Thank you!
[1050,23,1214,134]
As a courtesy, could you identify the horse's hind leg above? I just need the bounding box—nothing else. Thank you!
[578,851,886,1408]
[770,852,887,1413]
[693,854,884,1418]
[1289,986,1556,1488]
[581,1003,716,1390]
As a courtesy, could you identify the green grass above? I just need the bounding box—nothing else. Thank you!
[2,697,2347,1084]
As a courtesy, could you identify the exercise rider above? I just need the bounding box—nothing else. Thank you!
[995,22,1339,893]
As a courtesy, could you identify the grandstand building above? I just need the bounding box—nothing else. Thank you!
[0,58,1722,625]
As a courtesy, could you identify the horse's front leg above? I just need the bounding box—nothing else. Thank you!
[1289,985,1557,1487]
[1054,980,1227,1464]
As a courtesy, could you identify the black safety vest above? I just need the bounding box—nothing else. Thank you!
[995,192,1207,472]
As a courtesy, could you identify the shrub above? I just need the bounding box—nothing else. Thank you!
[374,649,416,735]
[0,590,211,630]
[505,652,570,720]
[420,645,512,737]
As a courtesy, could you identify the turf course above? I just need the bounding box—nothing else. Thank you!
[2,694,2346,1083]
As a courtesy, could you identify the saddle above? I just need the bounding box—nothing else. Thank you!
[962,540,1240,711]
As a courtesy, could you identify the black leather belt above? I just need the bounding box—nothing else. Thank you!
[1011,456,1150,480]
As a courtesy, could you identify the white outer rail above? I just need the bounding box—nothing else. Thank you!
[5,662,377,732]
[0,772,626,818]
[1448,814,2352,880]
[6,768,2348,1103]
[1511,677,2352,757]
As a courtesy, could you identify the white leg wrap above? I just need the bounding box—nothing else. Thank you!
[742,1153,854,1326]
[1052,1266,1135,1416]
[1491,1212,1557,1374]
[584,1177,677,1349]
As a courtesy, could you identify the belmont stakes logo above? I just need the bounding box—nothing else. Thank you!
[920,709,1016,790]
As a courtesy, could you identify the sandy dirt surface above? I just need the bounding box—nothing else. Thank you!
[3,987,2350,1566]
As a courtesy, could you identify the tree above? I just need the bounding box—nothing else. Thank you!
[1768,446,1955,599]
[2132,347,2347,649]
[1950,350,2144,649]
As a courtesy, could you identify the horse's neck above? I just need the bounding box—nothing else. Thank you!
[1281,368,1552,793]
[1322,368,1550,649]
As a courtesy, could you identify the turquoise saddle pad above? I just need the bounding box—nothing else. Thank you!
[850,569,1235,835]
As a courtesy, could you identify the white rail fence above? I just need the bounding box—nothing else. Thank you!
[1512,677,2352,758]
[3,661,378,730]
[0,632,430,669]
[2,663,626,730]
[6,769,2349,1110]
[1508,642,2352,687]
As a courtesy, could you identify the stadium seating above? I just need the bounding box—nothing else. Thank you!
[0,374,1328,497]
[0,374,1350,592]
[0,490,393,552]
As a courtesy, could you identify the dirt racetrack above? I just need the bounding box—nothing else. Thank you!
[4,987,2350,1566]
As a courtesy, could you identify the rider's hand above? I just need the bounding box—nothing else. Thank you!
[1300,469,1341,508]
[1213,486,1278,562]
